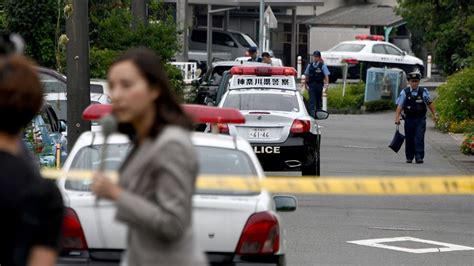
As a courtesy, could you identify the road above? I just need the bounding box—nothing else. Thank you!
[280,113,474,265]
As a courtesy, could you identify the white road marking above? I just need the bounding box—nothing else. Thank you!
[343,145,378,149]
[347,236,474,254]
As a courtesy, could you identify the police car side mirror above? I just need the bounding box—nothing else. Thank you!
[402,51,407,56]
[273,195,297,212]
[314,110,329,120]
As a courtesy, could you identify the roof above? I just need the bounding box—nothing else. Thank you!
[304,4,403,27]
[165,0,323,7]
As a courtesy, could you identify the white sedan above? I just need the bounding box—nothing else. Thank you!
[321,35,424,82]
[56,105,296,266]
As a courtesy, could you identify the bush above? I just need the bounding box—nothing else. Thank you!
[327,82,365,112]
[461,133,474,155]
[435,68,474,132]
[364,99,396,112]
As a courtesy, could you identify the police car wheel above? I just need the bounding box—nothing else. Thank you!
[302,148,320,176]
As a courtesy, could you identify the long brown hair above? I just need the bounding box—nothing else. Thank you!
[110,47,192,137]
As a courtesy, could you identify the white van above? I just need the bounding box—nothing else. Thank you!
[189,27,258,59]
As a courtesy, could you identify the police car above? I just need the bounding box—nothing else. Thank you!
[57,104,296,266]
[321,35,424,82]
[217,66,329,176]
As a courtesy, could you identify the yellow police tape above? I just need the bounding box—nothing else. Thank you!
[40,169,474,195]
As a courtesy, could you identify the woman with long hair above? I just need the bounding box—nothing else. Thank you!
[91,48,207,265]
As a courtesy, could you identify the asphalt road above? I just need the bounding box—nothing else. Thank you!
[279,113,474,265]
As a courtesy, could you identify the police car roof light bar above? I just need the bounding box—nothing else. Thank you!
[82,104,246,125]
[82,104,113,121]
[182,104,245,124]
[230,66,297,77]
[355,35,385,41]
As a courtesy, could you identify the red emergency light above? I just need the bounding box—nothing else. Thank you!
[230,66,297,77]
[82,103,245,125]
[355,35,385,41]
[82,104,113,121]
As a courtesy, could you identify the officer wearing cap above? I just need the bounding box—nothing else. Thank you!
[304,51,330,116]
[394,71,437,164]
[247,47,262,62]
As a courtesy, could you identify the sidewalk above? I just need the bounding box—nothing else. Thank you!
[426,125,474,175]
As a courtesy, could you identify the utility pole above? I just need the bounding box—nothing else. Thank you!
[66,0,90,151]
[176,0,189,61]
[132,0,147,30]
[259,0,264,52]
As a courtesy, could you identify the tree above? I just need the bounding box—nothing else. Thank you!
[397,0,474,75]
[5,0,59,68]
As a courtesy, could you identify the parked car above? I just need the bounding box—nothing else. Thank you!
[90,79,109,96]
[190,27,258,59]
[217,66,329,176]
[321,35,424,83]
[56,104,296,265]
[194,61,267,105]
[23,103,67,167]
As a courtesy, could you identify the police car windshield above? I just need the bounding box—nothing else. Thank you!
[223,91,299,112]
[331,43,365,52]
[65,144,258,192]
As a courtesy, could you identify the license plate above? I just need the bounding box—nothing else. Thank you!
[248,128,270,139]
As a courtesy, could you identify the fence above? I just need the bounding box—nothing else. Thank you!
[171,62,198,84]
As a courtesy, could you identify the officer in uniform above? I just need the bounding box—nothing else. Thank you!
[247,47,262,62]
[394,72,437,163]
[304,51,330,116]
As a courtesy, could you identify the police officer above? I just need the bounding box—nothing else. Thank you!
[394,72,437,164]
[304,51,330,116]
[247,47,262,62]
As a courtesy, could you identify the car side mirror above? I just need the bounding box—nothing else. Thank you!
[314,110,329,120]
[59,119,67,132]
[204,97,215,106]
[402,51,407,56]
[225,41,235,47]
[273,195,297,212]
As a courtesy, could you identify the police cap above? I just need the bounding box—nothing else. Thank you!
[313,51,321,57]
[408,71,421,80]
[248,47,257,53]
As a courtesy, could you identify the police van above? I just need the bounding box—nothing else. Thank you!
[217,66,329,176]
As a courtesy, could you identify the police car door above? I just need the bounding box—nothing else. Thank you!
[371,44,389,67]
[383,44,406,69]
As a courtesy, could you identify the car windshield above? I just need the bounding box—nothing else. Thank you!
[231,33,257,48]
[47,100,102,121]
[39,73,67,93]
[223,91,299,112]
[330,43,365,52]
[65,144,258,194]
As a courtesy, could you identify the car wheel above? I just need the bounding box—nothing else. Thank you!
[302,142,320,177]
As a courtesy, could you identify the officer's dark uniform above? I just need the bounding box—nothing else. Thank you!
[397,72,432,163]
[247,46,262,62]
[304,51,330,115]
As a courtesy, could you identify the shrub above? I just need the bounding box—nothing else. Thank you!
[435,68,474,132]
[364,99,396,112]
[327,83,365,112]
[460,132,474,155]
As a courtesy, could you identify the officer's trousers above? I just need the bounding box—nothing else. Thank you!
[308,83,323,116]
[404,117,426,161]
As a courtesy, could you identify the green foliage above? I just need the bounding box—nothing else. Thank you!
[435,68,474,132]
[364,100,396,112]
[88,0,182,93]
[5,0,59,68]
[164,63,184,101]
[327,83,365,112]
[460,133,474,155]
[397,0,474,75]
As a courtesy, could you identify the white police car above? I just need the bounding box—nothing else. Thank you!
[321,35,424,82]
[217,66,329,176]
[56,104,296,266]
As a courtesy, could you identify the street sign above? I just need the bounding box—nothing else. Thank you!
[265,6,278,29]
